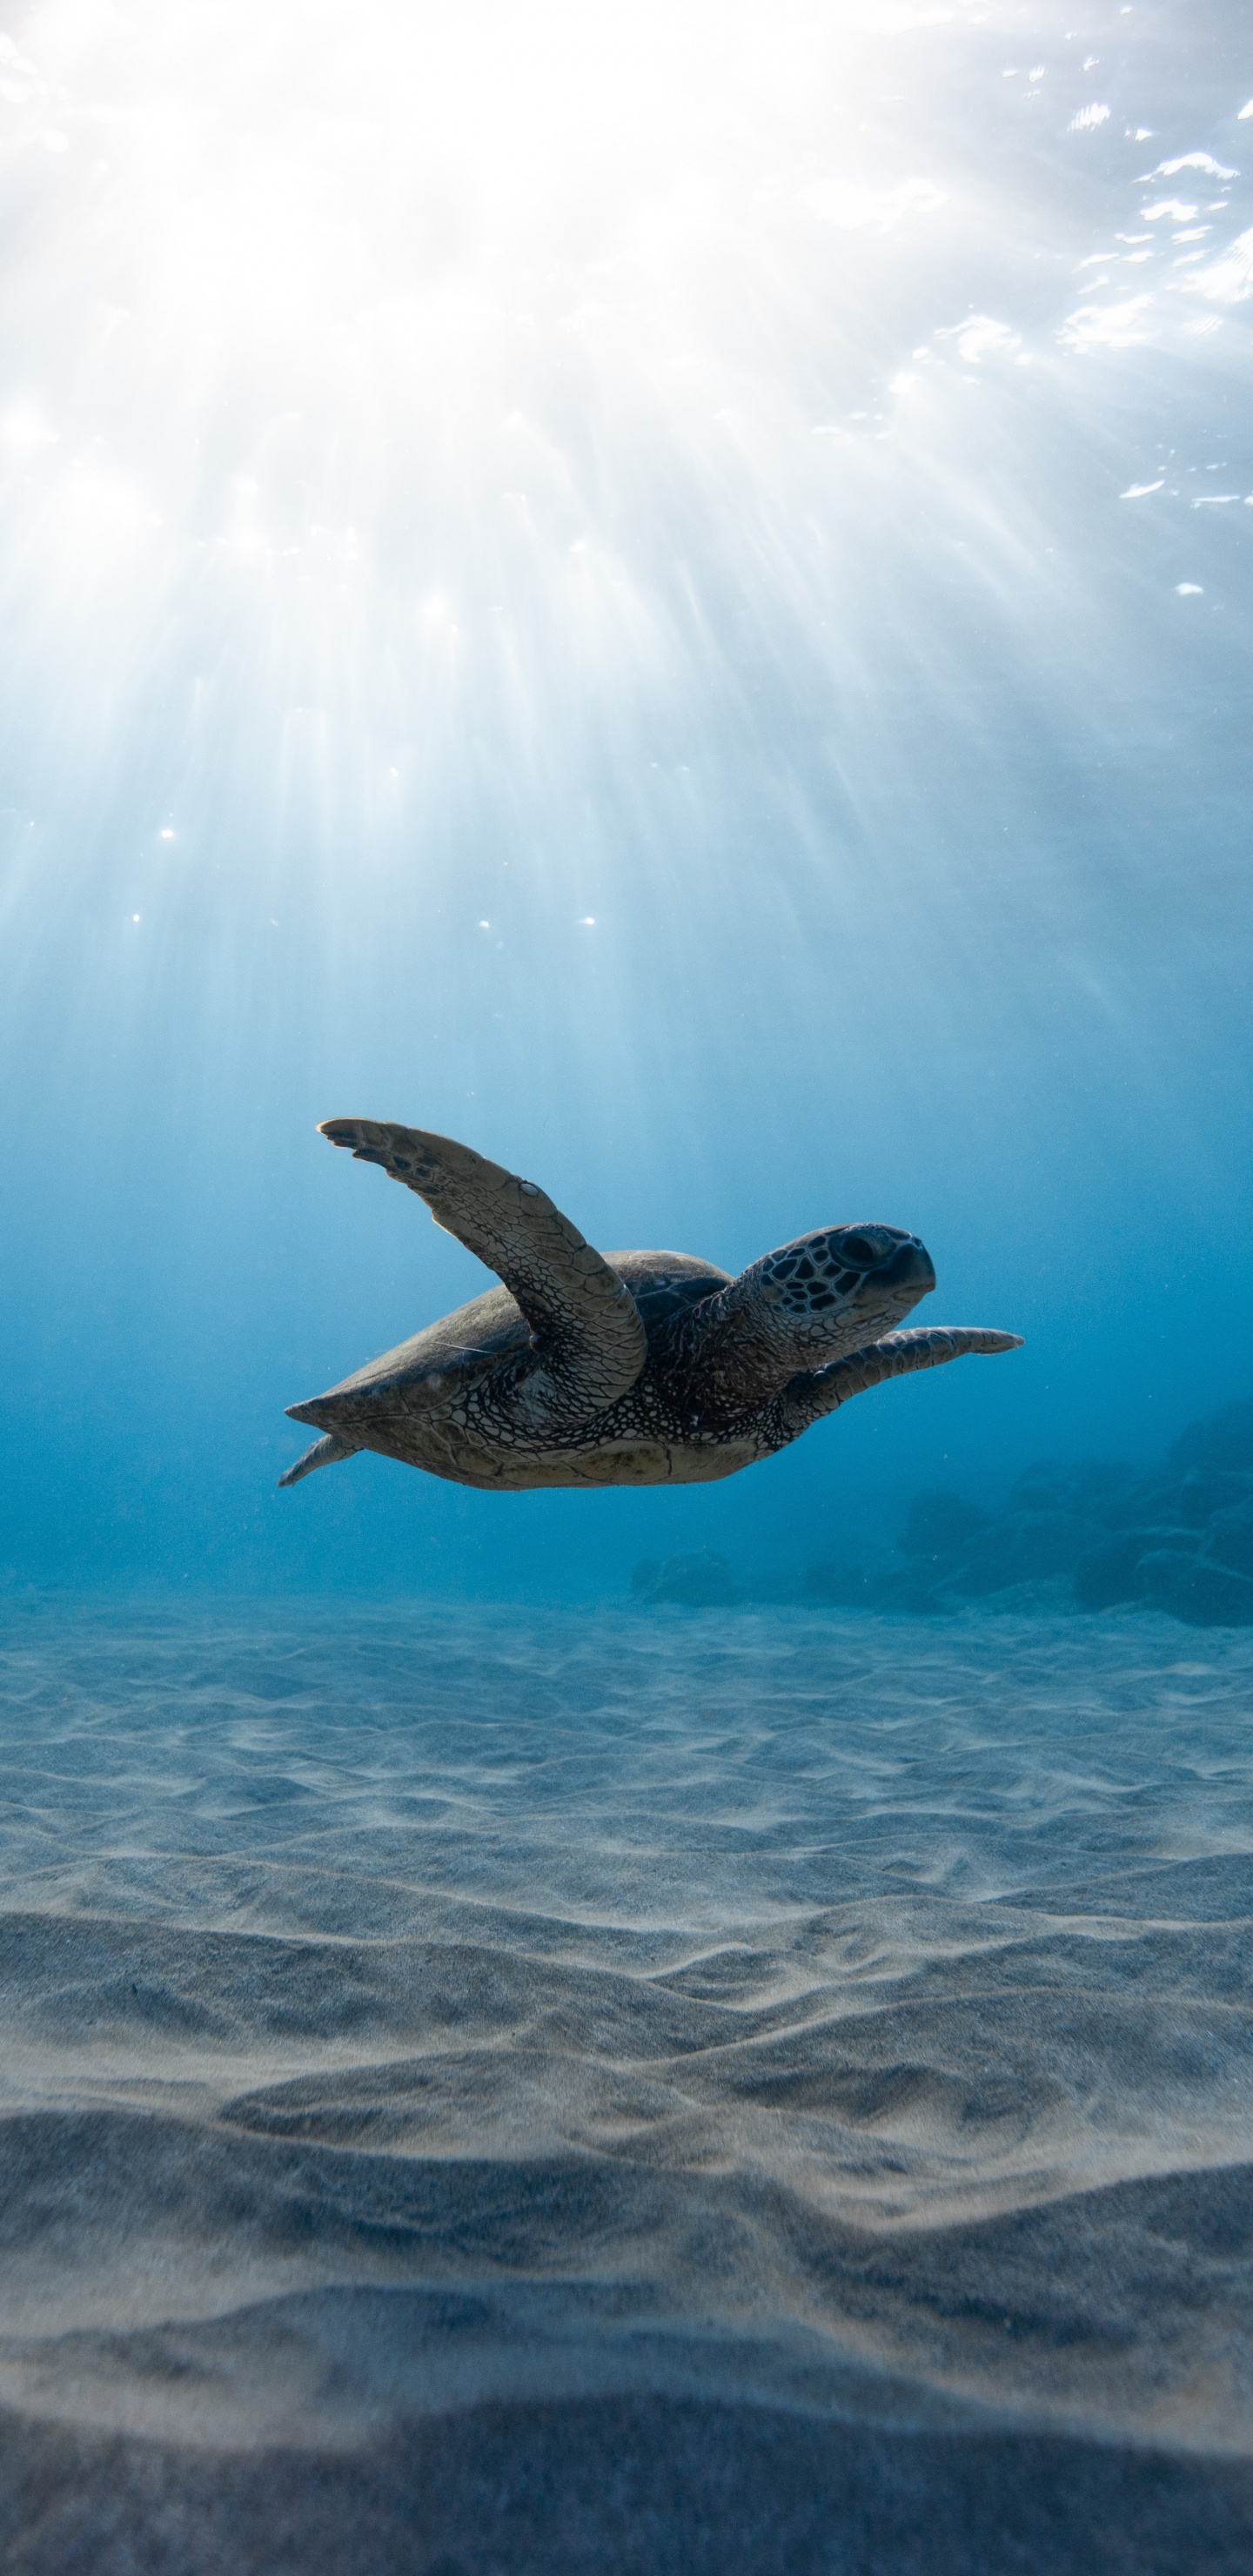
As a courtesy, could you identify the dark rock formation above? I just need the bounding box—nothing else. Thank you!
[812,1395,1253,1628]
[632,1399,1253,1629]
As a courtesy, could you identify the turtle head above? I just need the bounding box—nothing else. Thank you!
[729,1223,937,1372]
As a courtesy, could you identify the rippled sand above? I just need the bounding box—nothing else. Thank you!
[2,1601,1251,2572]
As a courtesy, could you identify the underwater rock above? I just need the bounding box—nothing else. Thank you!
[631,1397,1253,1628]
[869,1399,1250,1627]
[1004,1459,1141,1520]
[881,1484,1094,1607]
[898,1488,992,1560]
[1139,1549,1253,1627]
[1205,1499,1253,1580]
[1169,1468,1253,1530]
[1169,1396,1253,1476]
[1073,1530,1195,1612]
[941,1512,1092,1597]
[941,1405,1253,1626]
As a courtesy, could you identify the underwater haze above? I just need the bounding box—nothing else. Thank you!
[2,0,1251,1601]
[3,7,1253,2573]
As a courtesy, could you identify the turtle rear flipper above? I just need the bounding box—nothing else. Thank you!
[278,1429,359,1487]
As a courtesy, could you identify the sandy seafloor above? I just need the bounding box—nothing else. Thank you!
[1,1600,1251,2573]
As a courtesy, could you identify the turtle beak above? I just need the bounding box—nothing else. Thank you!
[881,1237,935,1297]
[851,1235,935,1330]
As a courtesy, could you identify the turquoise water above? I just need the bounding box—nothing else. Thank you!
[3,9,1253,2569]
[2,0,1250,1604]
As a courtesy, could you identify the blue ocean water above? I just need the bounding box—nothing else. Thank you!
[2,0,1250,1606]
[3,11,1253,2570]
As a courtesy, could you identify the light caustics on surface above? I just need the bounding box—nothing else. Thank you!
[1,0,1251,1587]
[2,0,1250,949]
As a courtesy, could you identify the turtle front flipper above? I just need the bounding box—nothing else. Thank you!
[317,1119,647,1415]
[778,1326,1023,1442]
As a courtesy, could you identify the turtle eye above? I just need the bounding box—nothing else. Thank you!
[838,1232,878,1268]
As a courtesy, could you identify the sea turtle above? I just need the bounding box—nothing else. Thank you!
[279,1120,1022,1493]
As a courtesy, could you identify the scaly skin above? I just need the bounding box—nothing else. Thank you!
[280,1124,1022,1494]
